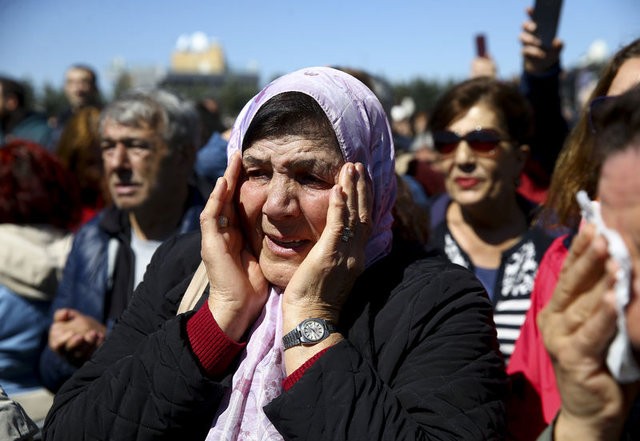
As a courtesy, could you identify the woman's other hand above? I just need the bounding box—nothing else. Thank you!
[201,152,268,341]
[282,162,372,324]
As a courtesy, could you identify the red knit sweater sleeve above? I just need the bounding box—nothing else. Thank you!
[188,304,332,387]
[186,304,245,376]
[282,348,330,391]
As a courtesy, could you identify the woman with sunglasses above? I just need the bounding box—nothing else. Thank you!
[507,37,640,441]
[427,76,554,363]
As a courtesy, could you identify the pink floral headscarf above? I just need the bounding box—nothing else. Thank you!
[207,67,396,440]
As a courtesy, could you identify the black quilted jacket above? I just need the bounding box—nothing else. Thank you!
[43,232,507,440]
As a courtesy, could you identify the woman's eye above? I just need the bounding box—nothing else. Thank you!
[246,169,270,180]
[299,174,329,187]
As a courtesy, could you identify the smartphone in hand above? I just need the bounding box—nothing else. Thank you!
[532,0,563,48]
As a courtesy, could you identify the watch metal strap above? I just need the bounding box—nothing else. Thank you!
[282,328,302,350]
[323,322,337,334]
[282,319,337,350]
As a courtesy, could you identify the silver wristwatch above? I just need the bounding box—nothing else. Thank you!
[282,318,337,350]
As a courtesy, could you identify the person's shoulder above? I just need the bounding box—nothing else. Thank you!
[161,229,201,253]
[366,244,491,336]
[428,193,451,232]
[20,111,50,127]
[135,230,202,309]
[11,112,52,145]
[71,209,111,243]
[525,223,557,254]
[409,251,481,290]
[150,230,202,274]
[540,233,572,272]
[67,208,129,263]
[0,284,19,302]
[384,242,485,303]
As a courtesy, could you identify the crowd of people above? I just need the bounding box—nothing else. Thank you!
[0,7,639,441]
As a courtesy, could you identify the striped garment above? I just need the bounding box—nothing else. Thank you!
[436,226,553,363]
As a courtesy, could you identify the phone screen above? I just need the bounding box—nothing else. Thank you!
[532,0,563,48]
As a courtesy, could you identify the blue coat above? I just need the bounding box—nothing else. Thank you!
[0,111,52,149]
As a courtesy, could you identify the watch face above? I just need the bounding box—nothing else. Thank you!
[302,320,325,342]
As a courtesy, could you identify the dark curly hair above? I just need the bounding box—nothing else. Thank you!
[0,139,81,230]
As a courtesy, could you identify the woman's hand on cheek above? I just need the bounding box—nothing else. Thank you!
[200,152,268,341]
[283,162,372,323]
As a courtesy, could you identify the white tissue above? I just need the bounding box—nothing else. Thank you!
[576,190,640,383]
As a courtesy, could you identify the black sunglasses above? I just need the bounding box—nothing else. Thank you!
[432,128,505,156]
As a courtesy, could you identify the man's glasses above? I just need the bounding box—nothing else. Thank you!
[432,128,505,156]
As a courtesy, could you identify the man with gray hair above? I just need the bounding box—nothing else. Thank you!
[40,89,205,392]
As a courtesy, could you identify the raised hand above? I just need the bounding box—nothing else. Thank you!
[470,56,498,79]
[520,7,564,74]
[282,162,372,323]
[200,152,268,341]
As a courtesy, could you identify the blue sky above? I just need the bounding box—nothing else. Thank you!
[0,0,638,96]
